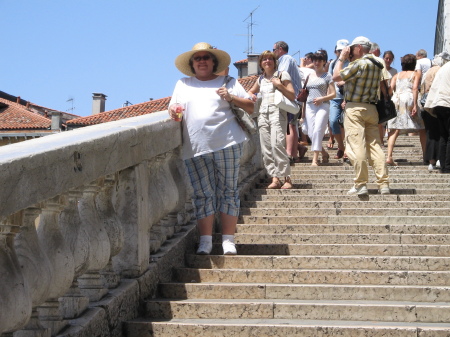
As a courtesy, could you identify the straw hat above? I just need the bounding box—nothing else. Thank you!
[175,42,231,77]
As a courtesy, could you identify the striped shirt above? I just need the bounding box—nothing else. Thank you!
[340,54,382,104]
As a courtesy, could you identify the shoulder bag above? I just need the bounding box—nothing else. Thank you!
[296,74,310,102]
[223,76,258,135]
[273,71,301,116]
[367,57,397,124]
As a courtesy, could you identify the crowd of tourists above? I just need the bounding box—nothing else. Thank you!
[167,39,450,256]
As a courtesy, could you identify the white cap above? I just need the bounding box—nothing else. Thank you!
[349,36,371,48]
[336,39,349,51]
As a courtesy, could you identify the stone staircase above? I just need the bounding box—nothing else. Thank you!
[125,135,450,336]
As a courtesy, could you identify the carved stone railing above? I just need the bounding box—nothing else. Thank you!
[0,111,263,336]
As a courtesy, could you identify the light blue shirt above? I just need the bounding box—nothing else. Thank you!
[278,54,302,95]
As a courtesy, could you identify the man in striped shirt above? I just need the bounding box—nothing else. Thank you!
[332,36,390,196]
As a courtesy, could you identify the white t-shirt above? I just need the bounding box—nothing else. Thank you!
[170,76,249,160]
[415,58,432,79]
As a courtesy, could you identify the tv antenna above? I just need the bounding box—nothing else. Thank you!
[243,6,259,54]
[66,97,75,113]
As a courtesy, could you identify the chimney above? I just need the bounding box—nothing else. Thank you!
[50,111,62,131]
[92,93,107,115]
[16,96,21,104]
[247,54,260,76]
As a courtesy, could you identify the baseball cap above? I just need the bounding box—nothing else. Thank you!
[336,39,349,51]
[349,36,371,47]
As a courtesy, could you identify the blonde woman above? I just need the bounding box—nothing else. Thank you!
[248,50,295,189]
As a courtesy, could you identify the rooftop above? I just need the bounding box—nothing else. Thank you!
[0,97,52,130]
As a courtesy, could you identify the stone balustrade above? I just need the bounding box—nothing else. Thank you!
[0,111,263,336]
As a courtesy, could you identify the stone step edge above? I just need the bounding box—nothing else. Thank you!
[176,267,450,274]
[159,282,450,290]
[126,317,450,329]
[145,298,450,307]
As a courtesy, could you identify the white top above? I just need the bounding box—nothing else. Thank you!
[415,58,432,80]
[170,76,249,160]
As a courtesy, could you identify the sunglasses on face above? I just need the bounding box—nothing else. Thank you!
[193,55,211,62]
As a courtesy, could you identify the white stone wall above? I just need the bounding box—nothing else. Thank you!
[0,112,263,336]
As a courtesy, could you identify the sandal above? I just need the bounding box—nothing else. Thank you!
[267,179,282,189]
[292,157,301,163]
[322,152,330,163]
[327,140,335,149]
[311,161,319,167]
[334,149,344,159]
[281,177,293,189]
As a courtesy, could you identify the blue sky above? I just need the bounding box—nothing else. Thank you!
[1,0,439,117]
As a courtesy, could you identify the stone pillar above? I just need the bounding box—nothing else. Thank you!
[58,190,90,319]
[77,182,111,302]
[13,207,52,337]
[36,196,74,335]
[96,175,124,289]
[112,164,150,277]
[0,215,31,334]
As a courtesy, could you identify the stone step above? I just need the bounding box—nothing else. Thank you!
[174,268,450,286]
[158,282,450,302]
[185,255,450,271]
[233,233,450,245]
[248,188,450,196]
[240,207,450,217]
[240,215,450,225]
[246,194,450,202]
[125,318,450,337]
[282,178,450,184]
[242,200,450,209]
[143,298,450,323]
[235,224,450,234]
[209,243,450,257]
[255,183,450,191]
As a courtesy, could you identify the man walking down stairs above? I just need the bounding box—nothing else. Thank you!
[125,135,450,336]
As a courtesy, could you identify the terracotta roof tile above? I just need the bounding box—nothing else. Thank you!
[234,59,248,64]
[0,98,51,130]
[67,75,259,127]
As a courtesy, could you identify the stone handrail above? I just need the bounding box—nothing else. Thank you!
[0,111,263,336]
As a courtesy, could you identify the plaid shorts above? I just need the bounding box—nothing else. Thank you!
[184,142,244,220]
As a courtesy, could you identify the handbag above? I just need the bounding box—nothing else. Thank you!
[223,76,258,135]
[420,92,428,107]
[367,57,397,124]
[296,75,310,102]
[274,89,300,115]
[273,71,301,116]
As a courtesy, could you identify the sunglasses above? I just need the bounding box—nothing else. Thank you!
[193,55,211,62]
[272,48,278,52]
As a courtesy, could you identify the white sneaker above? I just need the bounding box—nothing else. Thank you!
[428,164,436,171]
[196,237,212,255]
[379,186,390,195]
[436,160,441,168]
[347,185,368,196]
[222,240,237,255]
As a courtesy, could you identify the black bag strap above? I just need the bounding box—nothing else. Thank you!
[367,57,390,100]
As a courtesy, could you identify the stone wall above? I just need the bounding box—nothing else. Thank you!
[0,111,263,336]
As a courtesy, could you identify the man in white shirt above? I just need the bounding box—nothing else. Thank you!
[415,49,432,83]
[273,41,302,163]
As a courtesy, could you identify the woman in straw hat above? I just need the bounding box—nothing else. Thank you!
[168,42,254,255]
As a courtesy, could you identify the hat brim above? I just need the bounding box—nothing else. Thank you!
[175,48,231,77]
